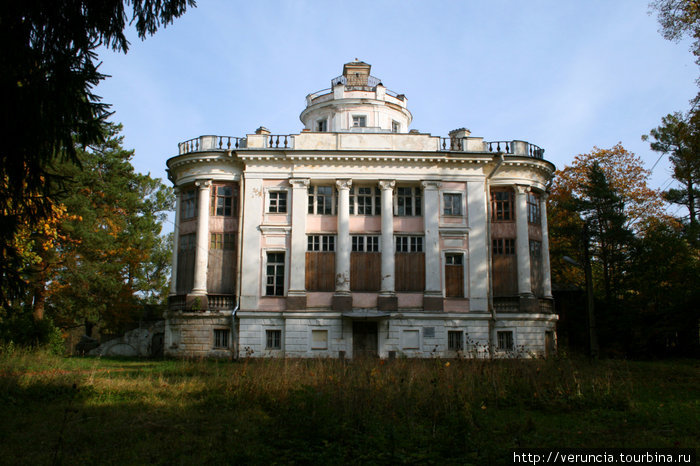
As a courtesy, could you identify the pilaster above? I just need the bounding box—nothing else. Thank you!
[466,181,488,311]
[333,179,352,311]
[421,180,443,311]
[378,180,397,311]
[540,192,553,299]
[287,178,310,310]
[515,185,534,298]
[169,187,181,296]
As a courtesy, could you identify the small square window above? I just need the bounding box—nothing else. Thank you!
[448,331,463,351]
[266,330,281,350]
[497,331,514,351]
[352,115,366,127]
[214,329,230,349]
[316,119,327,132]
[268,191,287,213]
[311,329,328,350]
[443,193,462,216]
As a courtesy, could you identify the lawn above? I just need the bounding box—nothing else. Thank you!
[0,350,697,465]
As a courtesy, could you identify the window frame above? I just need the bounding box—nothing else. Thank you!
[265,329,282,350]
[527,192,541,224]
[210,183,238,217]
[213,329,230,349]
[181,189,197,220]
[391,120,400,133]
[497,330,515,351]
[442,192,463,216]
[447,330,464,351]
[316,118,328,132]
[308,185,336,215]
[350,186,381,215]
[210,233,236,250]
[352,115,367,128]
[307,235,336,252]
[264,251,286,296]
[352,235,381,252]
[492,238,516,255]
[396,186,422,216]
[492,189,515,222]
[395,235,424,253]
[267,190,288,214]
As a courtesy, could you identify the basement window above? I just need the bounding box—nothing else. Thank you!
[266,330,281,350]
[497,330,514,351]
[213,329,230,349]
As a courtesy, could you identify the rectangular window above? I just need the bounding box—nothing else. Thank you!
[311,329,328,350]
[210,233,235,250]
[265,252,285,296]
[352,235,380,252]
[443,193,462,216]
[492,238,515,255]
[352,115,366,127]
[397,187,422,216]
[308,186,335,215]
[316,119,327,132]
[266,330,281,350]
[307,235,336,252]
[210,184,237,217]
[527,193,541,224]
[497,331,514,351]
[392,120,400,133]
[213,329,230,349]
[448,331,463,351]
[181,189,197,219]
[268,191,287,213]
[492,190,514,221]
[350,186,380,215]
[445,253,463,265]
[179,233,196,252]
[395,236,424,253]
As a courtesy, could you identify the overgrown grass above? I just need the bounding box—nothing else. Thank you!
[0,349,697,464]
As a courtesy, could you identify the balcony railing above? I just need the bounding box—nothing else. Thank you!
[176,134,545,159]
[209,294,235,310]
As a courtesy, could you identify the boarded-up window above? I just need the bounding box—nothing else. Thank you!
[306,252,335,291]
[351,252,381,291]
[445,253,464,298]
[396,237,424,292]
[176,233,195,294]
[530,240,543,296]
[208,233,236,295]
[492,238,517,296]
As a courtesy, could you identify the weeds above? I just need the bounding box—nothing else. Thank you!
[0,353,697,464]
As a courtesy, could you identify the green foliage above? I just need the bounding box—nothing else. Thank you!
[47,123,174,333]
[644,111,700,243]
[0,0,194,308]
[0,307,64,355]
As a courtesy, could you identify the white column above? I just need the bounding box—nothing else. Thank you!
[515,185,533,297]
[466,181,488,311]
[169,187,181,296]
[289,178,310,296]
[540,193,553,298]
[421,181,442,296]
[379,180,395,296]
[191,180,211,295]
[335,179,352,294]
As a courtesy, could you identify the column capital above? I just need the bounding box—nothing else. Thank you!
[378,180,395,191]
[420,180,442,190]
[514,184,531,195]
[290,178,310,189]
[195,179,212,189]
[336,179,352,190]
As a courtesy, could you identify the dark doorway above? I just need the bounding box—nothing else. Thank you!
[353,321,378,358]
[151,332,164,357]
[545,331,555,358]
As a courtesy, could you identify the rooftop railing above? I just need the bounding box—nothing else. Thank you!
[176,133,545,159]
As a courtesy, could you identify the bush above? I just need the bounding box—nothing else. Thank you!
[0,308,65,355]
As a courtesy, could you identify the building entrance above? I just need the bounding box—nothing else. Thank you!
[352,321,378,358]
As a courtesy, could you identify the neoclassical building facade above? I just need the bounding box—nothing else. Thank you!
[165,61,556,358]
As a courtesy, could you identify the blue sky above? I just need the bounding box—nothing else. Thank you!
[96,1,696,225]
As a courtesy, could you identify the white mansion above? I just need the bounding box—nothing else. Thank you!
[165,61,557,358]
